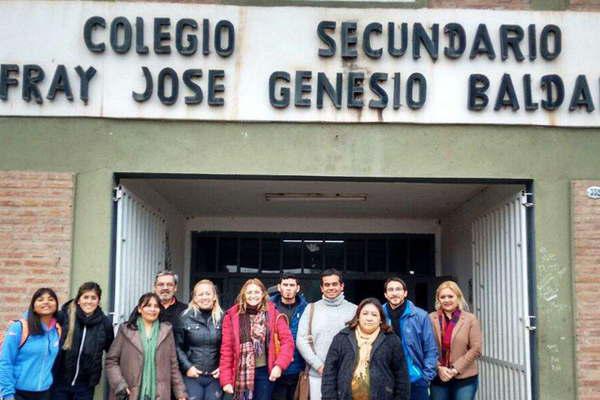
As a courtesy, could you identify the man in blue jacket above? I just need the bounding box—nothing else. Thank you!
[270,274,308,400]
[383,277,438,400]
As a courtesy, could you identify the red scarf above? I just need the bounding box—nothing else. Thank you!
[438,309,461,367]
[235,308,267,400]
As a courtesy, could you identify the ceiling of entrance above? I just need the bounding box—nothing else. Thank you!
[136,179,518,219]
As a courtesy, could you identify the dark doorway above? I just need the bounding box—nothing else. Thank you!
[191,231,438,310]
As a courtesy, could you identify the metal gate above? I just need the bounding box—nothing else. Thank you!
[472,193,533,400]
[113,185,167,326]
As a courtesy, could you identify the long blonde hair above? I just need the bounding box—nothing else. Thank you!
[435,280,470,312]
[236,278,268,314]
[184,279,223,325]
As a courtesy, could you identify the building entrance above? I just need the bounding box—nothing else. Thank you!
[110,175,535,400]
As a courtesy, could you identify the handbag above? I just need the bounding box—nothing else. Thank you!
[294,303,315,400]
[274,312,289,357]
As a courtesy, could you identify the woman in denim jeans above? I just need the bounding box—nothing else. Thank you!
[429,281,482,400]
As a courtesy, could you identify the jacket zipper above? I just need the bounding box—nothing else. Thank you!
[71,326,87,386]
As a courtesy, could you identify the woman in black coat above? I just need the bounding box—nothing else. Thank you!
[322,298,410,400]
[51,282,114,400]
[174,279,223,400]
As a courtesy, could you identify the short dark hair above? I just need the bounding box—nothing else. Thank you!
[320,268,343,285]
[279,273,299,284]
[154,270,179,285]
[384,277,407,292]
[27,288,59,336]
[346,298,393,333]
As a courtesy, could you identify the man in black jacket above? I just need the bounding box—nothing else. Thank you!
[154,270,187,325]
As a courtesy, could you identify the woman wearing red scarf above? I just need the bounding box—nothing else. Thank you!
[219,278,294,400]
[429,281,482,400]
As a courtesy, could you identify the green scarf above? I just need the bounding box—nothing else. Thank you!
[137,318,159,400]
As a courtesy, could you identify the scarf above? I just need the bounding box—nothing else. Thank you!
[235,306,267,400]
[137,318,159,400]
[351,326,380,400]
[437,309,461,367]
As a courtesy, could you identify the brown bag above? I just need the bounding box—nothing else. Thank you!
[274,313,289,357]
[294,303,315,400]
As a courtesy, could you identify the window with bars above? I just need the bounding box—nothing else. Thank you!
[190,231,439,309]
[191,232,434,277]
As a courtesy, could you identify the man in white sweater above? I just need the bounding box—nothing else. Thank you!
[296,269,357,400]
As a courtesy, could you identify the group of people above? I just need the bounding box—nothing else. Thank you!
[0,268,481,400]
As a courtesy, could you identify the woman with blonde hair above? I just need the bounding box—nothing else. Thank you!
[175,279,223,400]
[219,278,294,400]
[429,281,482,400]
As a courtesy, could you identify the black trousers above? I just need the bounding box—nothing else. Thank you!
[271,374,300,400]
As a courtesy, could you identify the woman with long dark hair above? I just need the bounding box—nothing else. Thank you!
[219,278,294,400]
[321,298,410,400]
[105,292,187,400]
[51,282,114,400]
[429,281,482,400]
[0,288,62,400]
[175,279,223,400]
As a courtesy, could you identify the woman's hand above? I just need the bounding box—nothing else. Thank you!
[223,384,234,394]
[438,366,455,382]
[269,365,282,382]
[211,368,220,379]
[186,366,202,378]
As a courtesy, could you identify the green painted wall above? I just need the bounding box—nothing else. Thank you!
[2,117,599,399]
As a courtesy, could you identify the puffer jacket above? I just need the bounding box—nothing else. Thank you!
[53,301,114,387]
[174,309,222,374]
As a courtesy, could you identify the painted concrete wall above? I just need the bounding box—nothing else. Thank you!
[1,118,598,399]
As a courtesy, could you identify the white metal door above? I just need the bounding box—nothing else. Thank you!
[113,185,167,326]
[472,193,532,400]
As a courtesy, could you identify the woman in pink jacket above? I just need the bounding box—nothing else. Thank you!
[219,278,294,400]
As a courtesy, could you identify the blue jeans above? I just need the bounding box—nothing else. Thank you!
[430,376,478,400]
[252,366,274,400]
[50,383,94,400]
[411,378,430,400]
[184,375,222,400]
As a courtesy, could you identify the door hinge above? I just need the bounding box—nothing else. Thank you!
[524,315,537,332]
[113,186,124,202]
[521,191,534,208]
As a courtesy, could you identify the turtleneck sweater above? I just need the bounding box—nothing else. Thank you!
[296,293,357,377]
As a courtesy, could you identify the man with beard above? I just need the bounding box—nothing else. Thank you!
[297,269,356,400]
[270,274,309,400]
[154,270,188,326]
[382,277,438,400]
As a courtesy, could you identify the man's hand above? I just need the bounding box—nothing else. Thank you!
[317,366,324,376]
[223,384,234,394]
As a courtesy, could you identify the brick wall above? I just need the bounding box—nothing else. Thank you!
[0,171,74,338]
[570,0,600,10]
[573,180,600,400]
[428,0,531,9]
